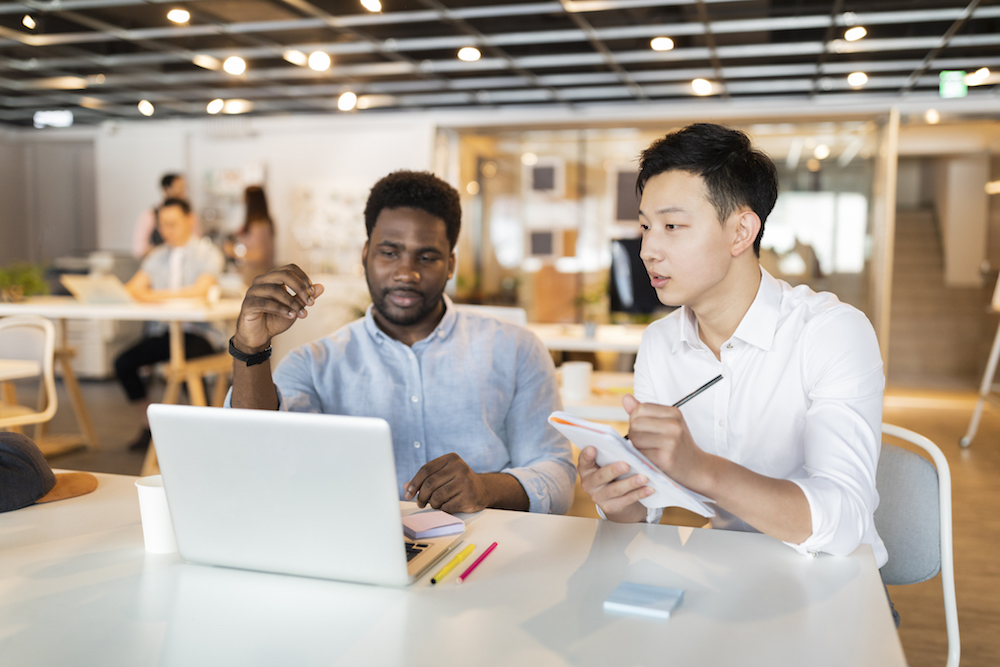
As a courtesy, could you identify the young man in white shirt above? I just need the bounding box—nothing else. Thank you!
[578,124,888,573]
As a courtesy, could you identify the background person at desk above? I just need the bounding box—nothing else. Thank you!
[116,197,225,451]
[131,173,201,259]
[228,170,575,514]
[579,125,888,573]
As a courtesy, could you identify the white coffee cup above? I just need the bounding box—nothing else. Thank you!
[561,361,593,402]
[135,475,178,554]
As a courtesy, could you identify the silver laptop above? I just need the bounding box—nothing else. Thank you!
[60,273,134,304]
[147,404,464,586]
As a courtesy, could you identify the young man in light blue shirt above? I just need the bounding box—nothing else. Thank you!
[229,171,574,515]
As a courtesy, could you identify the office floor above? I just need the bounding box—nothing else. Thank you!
[24,378,1000,667]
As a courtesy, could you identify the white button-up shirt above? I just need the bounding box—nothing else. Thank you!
[634,268,887,566]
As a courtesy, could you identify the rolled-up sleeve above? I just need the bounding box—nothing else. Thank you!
[501,332,576,515]
[784,308,886,564]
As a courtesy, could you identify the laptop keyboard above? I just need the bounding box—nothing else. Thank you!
[405,542,430,562]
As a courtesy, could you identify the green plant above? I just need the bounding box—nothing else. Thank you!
[0,263,49,300]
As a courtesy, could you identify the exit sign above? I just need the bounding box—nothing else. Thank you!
[940,70,968,98]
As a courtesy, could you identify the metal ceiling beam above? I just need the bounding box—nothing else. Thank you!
[901,0,981,92]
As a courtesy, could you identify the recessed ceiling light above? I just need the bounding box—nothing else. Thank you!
[813,144,831,160]
[691,78,713,95]
[206,98,224,115]
[167,9,190,24]
[283,50,308,67]
[92,73,106,84]
[521,152,538,166]
[458,47,481,62]
[22,15,36,30]
[985,180,1000,195]
[308,51,331,72]
[650,37,674,52]
[466,181,480,195]
[965,67,990,86]
[806,158,821,172]
[925,109,940,124]
[338,92,358,111]
[138,100,155,117]
[223,56,246,76]
[361,0,382,12]
[847,71,868,87]
[222,99,253,114]
[192,54,221,70]
[33,110,73,128]
[844,26,867,42]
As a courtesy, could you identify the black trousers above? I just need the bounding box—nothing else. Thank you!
[114,332,215,402]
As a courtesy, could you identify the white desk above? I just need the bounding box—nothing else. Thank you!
[0,297,243,454]
[0,472,906,667]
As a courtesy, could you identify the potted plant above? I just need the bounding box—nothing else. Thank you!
[576,280,608,338]
[0,263,49,302]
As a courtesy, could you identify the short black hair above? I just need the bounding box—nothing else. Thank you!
[363,171,461,250]
[159,197,191,216]
[637,123,778,256]
[161,173,181,190]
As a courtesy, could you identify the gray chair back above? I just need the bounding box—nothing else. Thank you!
[874,442,941,586]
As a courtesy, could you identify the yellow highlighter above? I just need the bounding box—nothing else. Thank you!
[431,544,476,585]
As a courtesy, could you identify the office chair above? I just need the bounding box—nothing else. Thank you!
[0,315,58,433]
[876,423,960,667]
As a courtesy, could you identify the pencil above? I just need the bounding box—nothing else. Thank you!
[457,542,498,583]
[430,543,475,584]
[672,374,723,408]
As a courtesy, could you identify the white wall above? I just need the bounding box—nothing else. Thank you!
[95,114,437,264]
[0,131,28,265]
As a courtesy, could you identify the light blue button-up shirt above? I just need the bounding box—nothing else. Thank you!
[269,296,575,514]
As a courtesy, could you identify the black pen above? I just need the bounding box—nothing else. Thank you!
[672,374,723,408]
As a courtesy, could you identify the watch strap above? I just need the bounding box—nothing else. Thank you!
[228,336,272,366]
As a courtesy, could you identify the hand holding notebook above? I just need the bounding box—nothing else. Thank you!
[548,411,715,517]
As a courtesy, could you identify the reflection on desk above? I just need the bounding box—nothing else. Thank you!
[0,472,905,667]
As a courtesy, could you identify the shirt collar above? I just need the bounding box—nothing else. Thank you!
[731,266,781,351]
[671,266,780,353]
[363,293,457,346]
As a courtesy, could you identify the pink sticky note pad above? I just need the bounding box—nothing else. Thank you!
[402,510,465,539]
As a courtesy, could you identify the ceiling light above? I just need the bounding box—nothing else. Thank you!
[356,94,396,110]
[847,71,868,87]
[466,182,480,195]
[965,67,990,86]
[986,181,1000,195]
[338,91,357,111]
[521,152,538,167]
[283,50,308,66]
[308,51,331,72]
[813,144,831,160]
[458,47,481,62]
[361,0,382,11]
[222,99,253,114]
[844,26,867,42]
[691,78,713,96]
[925,109,940,124]
[206,98,224,115]
[192,54,221,70]
[223,56,246,76]
[33,110,73,129]
[650,37,674,52]
[806,158,821,173]
[167,9,190,24]
[22,15,36,30]
[137,100,155,117]
[79,97,104,109]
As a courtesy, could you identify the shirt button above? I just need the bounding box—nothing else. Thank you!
[726,343,733,349]
[411,395,419,403]
[414,441,421,448]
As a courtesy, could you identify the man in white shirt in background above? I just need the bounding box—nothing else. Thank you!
[577,123,894,621]
[116,197,224,450]
[131,174,201,259]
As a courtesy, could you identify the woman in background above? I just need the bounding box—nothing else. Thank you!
[225,185,275,285]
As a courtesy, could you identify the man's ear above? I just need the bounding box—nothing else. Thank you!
[730,210,761,258]
[361,241,369,269]
[448,251,456,280]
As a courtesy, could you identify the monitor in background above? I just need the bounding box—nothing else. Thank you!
[609,238,661,314]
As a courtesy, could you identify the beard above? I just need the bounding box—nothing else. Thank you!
[368,281,446,328]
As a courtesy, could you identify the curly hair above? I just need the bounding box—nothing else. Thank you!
[363,171,462,249]
[637,123,778,256]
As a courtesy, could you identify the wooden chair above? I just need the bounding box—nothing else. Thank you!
[0,315,58,436]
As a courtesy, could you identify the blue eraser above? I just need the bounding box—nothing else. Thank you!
[603,582,684,620]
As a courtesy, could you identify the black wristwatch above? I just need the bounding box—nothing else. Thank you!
[228,336,272,366]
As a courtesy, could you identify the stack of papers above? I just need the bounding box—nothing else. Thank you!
[604,582,685,620]
[548,411,715,517]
